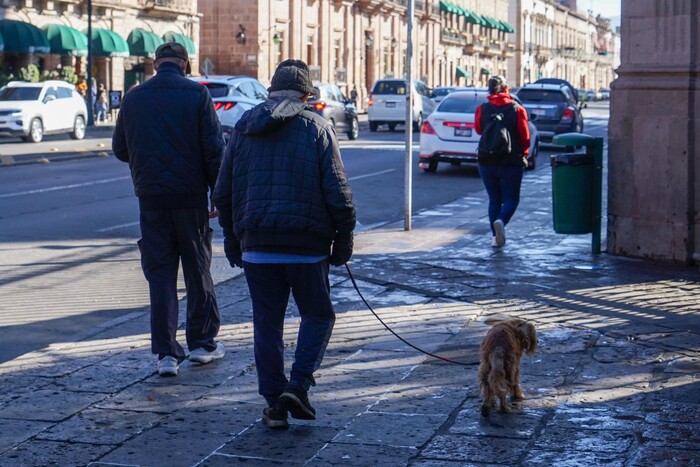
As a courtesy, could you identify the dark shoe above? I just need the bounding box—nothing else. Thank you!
[280,385,316,420]
[263,402,288,429]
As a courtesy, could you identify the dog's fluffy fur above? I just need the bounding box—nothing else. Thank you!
[478,318,537,417]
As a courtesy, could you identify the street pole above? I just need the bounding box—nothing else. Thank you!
[404,0,414,231]
[86,0,94,127]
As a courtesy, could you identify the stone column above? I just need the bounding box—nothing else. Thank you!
[608,0,699,263]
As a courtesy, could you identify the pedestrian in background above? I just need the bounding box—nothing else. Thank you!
[475,75,530,248]
[213,59,356,430]
[95,83,109,123]
[112,42,226,377]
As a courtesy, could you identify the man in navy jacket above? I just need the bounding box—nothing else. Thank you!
[213,59,355,429]
[113,42,226,376]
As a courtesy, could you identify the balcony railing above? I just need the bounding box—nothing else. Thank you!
[139,0,192,13]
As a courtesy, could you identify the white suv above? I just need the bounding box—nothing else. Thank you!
[190,75,268,142]
[0,80,88,143]
[368,78,435,132]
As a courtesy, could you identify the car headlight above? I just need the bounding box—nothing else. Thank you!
[9,110,23,117]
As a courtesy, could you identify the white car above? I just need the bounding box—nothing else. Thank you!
[190,75,268,142]
[367,78,435,132]
[0,80,87,143]
[418,90,540,173]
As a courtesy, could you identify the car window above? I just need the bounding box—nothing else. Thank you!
[437,95,486,113]
[57,87,73,99]
[44,87,59,101]
[432,88,453,97]
[252,82,268,99]
[517,90,566,103]
[0,87,41,101]
[372,80,406,95]
[238,81,256,99]
[331,86,344,102]
[201,82,229,98]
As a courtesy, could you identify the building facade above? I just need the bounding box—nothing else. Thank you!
[0,0,199,93]
[509,0,619,90]
[198,0,617,108]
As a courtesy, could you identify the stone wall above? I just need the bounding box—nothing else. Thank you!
[608,0,699,263]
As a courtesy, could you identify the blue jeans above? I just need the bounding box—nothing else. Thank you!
[478,164,524,235]
[243,260,335,403]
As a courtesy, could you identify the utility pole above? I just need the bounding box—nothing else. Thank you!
[404,0,414,231]
[86,0,94,127]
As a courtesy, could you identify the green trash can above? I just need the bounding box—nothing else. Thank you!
[550,152,594,234]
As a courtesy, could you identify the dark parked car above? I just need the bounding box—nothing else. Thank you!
[516,83,584,145]
[308,83,359,140]
[534,77,579,103]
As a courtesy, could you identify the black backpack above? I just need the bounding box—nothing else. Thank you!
[478,103,517,163]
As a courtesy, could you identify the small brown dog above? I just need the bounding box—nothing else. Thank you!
[478,318,537,417]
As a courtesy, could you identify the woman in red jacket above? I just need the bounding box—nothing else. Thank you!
[475,75,531,247]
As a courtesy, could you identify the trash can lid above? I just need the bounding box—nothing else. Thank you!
[552,132,597,147]
[550,153,594,166]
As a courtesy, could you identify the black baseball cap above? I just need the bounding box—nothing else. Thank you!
[155,42,191,74]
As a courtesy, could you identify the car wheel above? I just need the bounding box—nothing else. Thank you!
[347,117,359,140]
[388,123,397,132]
[369,121,378,132]
[423,160,438,173]
[413,113,423,132]
[70,116,86,140]
[25,118,43,143]
[527,140,538,170]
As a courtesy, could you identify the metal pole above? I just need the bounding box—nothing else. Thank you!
[86,0,94,127]
[404,0,414,231]
[592,136,604,254]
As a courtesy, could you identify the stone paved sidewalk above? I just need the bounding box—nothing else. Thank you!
[1,151,699,466]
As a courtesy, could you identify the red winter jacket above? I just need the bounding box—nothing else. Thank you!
[475,92,531,155]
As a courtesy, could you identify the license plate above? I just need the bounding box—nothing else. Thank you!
[531,108,546,116]
[454,128,472,137]
[385,102,396,108]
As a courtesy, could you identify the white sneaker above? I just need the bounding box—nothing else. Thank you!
[157,355,179,377]
[493,219,506,247]
[491,236,499,247]
[189,342,225,364]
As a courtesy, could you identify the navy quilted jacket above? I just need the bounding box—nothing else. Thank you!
[112,63,224,211]
[212,96,355,256]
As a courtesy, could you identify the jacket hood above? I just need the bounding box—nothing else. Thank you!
[487,93,515,106]
[235,96,309,135]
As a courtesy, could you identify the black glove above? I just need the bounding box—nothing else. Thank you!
[330,233,353,266]
[224,237,242,268]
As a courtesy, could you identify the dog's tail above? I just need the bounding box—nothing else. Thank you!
[488,347,508,396]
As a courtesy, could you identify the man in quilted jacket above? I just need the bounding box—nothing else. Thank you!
[113,42,226,377]
[213,59,356,430]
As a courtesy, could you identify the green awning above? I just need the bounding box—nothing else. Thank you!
[468,11,487,26]
[0,19,50,54]
[483,16,505,31]
[162,32,196,55]
[89,28,130,57]
[480,67,492,76]
[452,4,466,16]
[439,0,455,14]
[500,20,516,33]
[455,66,470,79]
[43,24,88,56]
[127,28,164,58]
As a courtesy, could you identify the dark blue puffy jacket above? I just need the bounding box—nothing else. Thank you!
[113,63,224,211]
[213,96,355,256]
